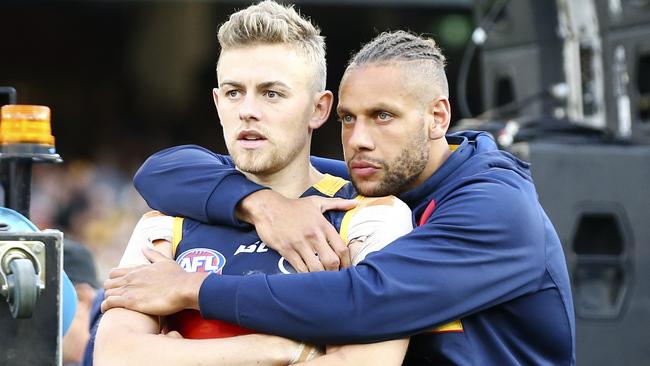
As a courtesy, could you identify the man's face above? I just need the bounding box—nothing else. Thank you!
[337,64,432,196]
[215,44,319,175]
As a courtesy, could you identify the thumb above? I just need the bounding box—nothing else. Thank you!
[320,198,358,213]
[164,330,184,338]
[143,248,170,263]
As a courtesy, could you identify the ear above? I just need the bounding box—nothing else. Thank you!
[212,88,224,126]
[427,97,451,140]
[308,90,334,130]
[212,88,220,108]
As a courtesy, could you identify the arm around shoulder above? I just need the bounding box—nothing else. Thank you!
[134,145,265,225]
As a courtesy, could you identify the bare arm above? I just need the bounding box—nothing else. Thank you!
[298,197,413,365]
[95,308,297,366]
[301,340,409,366]
[134,146,356,273]
[97,212,299,365]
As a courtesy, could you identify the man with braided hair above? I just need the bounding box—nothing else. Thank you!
[96,2,412,365]
[106,30,576,365]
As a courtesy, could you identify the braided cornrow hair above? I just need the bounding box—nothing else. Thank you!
[347,30,449,97]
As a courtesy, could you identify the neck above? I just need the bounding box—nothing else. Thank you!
[410,138,452,190]
[242,154,324,198]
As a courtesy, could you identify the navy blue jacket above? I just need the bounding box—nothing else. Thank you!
[134,131,576,365]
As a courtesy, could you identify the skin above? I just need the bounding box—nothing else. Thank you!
[99,46,409,366]
[337,63,452,197]
[62,283,96,364]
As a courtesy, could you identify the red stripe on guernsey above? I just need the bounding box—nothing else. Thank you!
[418,199,436,226]
[417,199,465,334]
[166,310,256,339]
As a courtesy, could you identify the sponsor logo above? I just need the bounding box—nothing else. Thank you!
[277,257,297,274]
[176,248,226,274]
[234,240,269,255]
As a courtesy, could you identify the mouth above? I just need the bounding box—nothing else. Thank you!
[237,130,267,149]
[349,159,380,178]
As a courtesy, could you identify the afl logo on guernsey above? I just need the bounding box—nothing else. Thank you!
[176,248,226,274]
[277,257,297,274]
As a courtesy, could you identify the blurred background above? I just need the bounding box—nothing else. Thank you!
[2,1,650,364]
[0,0,477,276]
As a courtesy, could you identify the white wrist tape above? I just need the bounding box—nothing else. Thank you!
[346,197,413,265]
[289,343,306,364]
[289,343,322,364]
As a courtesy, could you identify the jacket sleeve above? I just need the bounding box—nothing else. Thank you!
[310,156,349,179]
[133,145,267,226]
[133,145,348,226]
[197,178,548,344]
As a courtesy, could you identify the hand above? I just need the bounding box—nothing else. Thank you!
[237,190,357,272]
[101,249,209,315]
[162,330,183,338]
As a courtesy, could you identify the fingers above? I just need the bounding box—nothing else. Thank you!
[143,248,170,263]
[281,251,309,273]
[319,198,358,213]
[104,275,128,290]
[296,244,325,273]
[101,294,126,313]
[164,330,184,338]
[324,225,351,268]
[108,265,145,279]
[312,240,340,271]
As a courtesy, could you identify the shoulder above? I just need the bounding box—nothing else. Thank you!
[429,175,545,246]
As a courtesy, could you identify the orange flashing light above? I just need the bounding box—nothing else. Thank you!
[0,105,55,146]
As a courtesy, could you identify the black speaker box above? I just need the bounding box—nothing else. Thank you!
[602,26,650,142]
[480,42,564,115]
[474,0,560,50]
[528,142,650,365]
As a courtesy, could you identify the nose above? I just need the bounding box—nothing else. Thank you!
[344,118,374,152]
[239,94,261,122]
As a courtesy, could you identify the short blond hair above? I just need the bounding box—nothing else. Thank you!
[217,0,326,91]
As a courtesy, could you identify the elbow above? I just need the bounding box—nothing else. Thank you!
[132,162,151,197]
[94,320,137,366]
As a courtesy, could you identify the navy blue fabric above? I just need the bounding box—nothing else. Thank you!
[135,132,576,365]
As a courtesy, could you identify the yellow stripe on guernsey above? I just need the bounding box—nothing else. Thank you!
[172,217,184,258]
[338,195,365,244]
[450,144,460,152]
[428,319,464,334]
[312,174,348,197]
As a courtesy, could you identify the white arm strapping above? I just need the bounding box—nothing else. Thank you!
[118,215,174,268]
[346,197,413,265]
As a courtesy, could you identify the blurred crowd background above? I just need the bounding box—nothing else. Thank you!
[1,0,476,279]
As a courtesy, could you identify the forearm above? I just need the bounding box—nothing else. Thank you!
[133,145,265,225]
[95,308,294,366]
[200,246,542,343]
[300,339,408,366]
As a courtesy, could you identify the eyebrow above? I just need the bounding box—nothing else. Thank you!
[258,81,290,90]
[219,80,243,88]
[218,80,291,90]
[337,102,399,116]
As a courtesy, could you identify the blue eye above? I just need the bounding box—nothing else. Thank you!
[226,90,239,98]
[264,90,281,99]
[339,115,354,124]
[378,112,391,121]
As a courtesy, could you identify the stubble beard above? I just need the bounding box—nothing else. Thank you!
[351,129,429,197]
[232,140,302,176]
